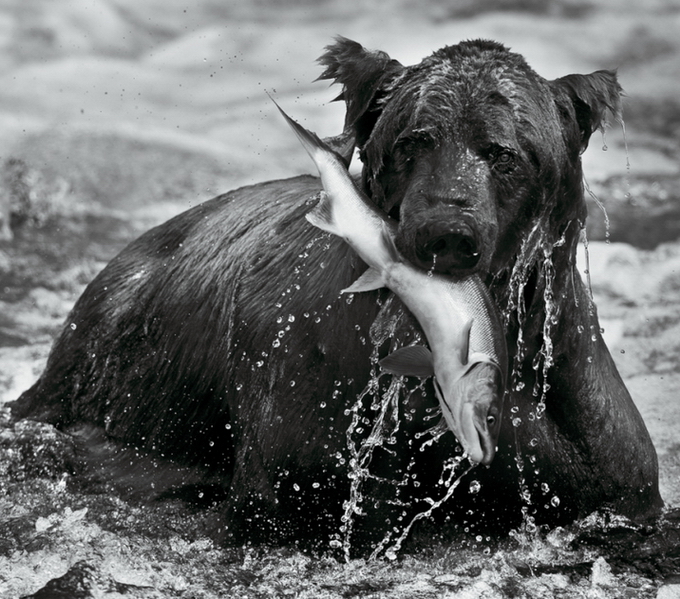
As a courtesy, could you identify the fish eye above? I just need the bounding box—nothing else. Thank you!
[487,414,496,427]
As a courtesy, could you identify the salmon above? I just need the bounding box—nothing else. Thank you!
[275,101,508,465]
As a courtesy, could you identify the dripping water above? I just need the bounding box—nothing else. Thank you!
[584,177,611,245]
[427,253,438,277]
[501,214,569,529]
[619,115,632,200]
[339,300,475,560]
[579,227,594,301]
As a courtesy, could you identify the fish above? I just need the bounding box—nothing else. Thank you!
[274,100,508,465]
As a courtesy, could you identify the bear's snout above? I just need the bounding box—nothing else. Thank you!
[414,222,480,273]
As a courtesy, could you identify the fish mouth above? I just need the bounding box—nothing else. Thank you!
[434,364,504,466]
[469,400,502,465]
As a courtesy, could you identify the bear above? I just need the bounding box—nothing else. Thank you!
[11,37,662,556]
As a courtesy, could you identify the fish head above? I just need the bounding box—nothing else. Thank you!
[434,360,505,466]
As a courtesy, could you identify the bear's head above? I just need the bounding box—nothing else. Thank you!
[318,37,622,283]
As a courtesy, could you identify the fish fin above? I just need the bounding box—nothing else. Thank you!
[305,191,340,235]
[379,346,435,378]
[466,353,504,382]
[341,267,385,293]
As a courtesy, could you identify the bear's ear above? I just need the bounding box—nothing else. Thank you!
[317,37,404,150]
[551,70,623,152]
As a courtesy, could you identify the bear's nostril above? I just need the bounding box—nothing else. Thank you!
[455,235,479,260]
[417,230,480,273]
[429,237,450,255]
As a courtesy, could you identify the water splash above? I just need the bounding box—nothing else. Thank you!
[337,298,475,561]
[499,211,576,532]
[341,363,404,561]
[378,460,475,561]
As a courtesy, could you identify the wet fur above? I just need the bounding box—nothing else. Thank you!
[11,38,662,552]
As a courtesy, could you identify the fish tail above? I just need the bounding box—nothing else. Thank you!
[269,94,334,169]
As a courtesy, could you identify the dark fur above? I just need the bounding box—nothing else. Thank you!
[11,38,662,553]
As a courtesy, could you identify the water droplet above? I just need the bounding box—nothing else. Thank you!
[290,380,296,387]
[235,383,243,391]
[276,316,283,324]
[70,323,77,330]
[293,483,300,492]
[620,349,625,354]
[550,496,560,507]
[512,417,522,427]
[272,339,281,348]
[541,482,550,494]
[529,438,538,448]
[329,539,342,549]
[288,314,295,323]
[469,480,481,494]
[225,423,231,430]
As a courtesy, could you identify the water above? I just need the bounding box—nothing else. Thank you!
[496,208,593,533]
[584,177,611,244]
[336,299,476,561]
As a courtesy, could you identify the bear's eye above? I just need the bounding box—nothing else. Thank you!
[492,149,516,173]
[392,131,436,172]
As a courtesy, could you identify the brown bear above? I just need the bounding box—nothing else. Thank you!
[11,37,662,556]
